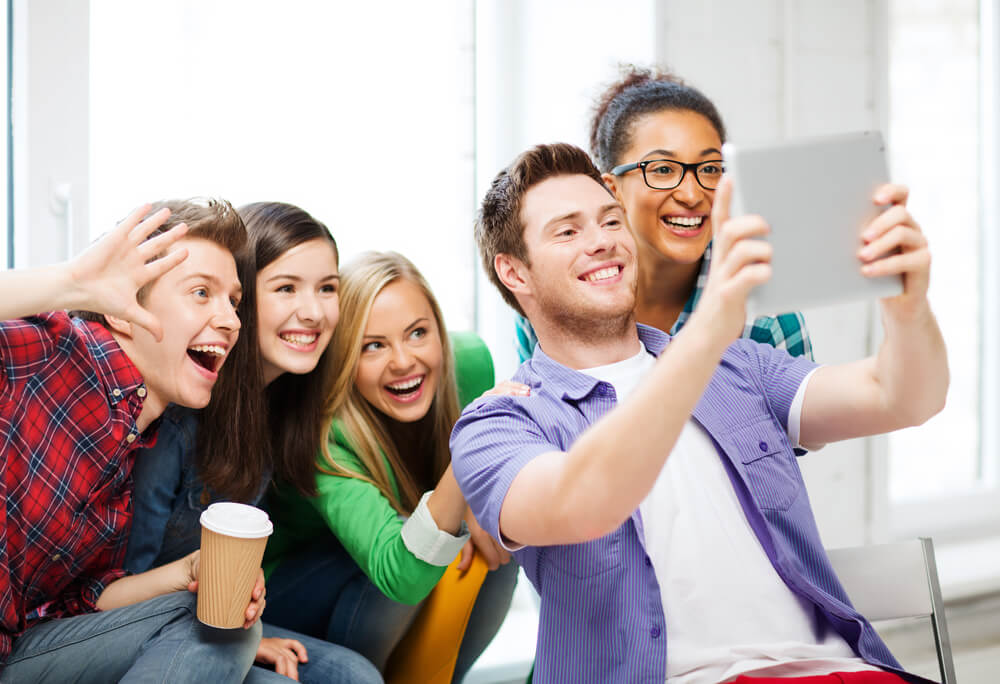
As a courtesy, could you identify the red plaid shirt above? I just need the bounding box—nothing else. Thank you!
[0,311,156,665]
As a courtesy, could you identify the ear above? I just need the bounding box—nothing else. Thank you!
[602,172,625,205]
[494,253,532,299]
[104,314,133,338]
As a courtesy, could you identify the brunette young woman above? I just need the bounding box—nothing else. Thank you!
[124,202,380,684]
[263,251,518,681]
[515,65,813,361]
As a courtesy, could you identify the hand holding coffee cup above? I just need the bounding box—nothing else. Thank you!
[197,502,273,629]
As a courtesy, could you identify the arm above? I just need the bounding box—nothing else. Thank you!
[0,205,188,340]
[96,552,198,611]
[799,184,948,445]
[491,178,774,547]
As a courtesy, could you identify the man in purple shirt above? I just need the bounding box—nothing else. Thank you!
[451,143,948,683]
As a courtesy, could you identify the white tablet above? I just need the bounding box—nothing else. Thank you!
[722,131,903,316]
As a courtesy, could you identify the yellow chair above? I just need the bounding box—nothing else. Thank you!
[384,552,490,684]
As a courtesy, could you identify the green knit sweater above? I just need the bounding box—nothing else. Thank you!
[263,332,494,605]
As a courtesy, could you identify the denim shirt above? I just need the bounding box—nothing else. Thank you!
[452,325,923,684]
[124,406,268,574]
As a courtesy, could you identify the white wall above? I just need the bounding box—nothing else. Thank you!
[655,0,888,547]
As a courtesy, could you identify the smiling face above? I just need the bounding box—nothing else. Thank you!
[126,237,242,417]
[256,238,340,385]
[514,174,637,332]
[354,278,443,423]
[605,109,723,267]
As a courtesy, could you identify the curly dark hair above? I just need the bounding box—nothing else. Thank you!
[589,65,727,173]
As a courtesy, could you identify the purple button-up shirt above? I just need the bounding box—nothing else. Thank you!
[452,324,915,683]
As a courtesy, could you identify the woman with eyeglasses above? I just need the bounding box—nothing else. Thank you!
[514,65,813,361]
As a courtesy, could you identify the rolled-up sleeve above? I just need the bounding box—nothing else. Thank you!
[450,396,559,547]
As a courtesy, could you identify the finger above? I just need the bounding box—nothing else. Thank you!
[187,580,198,594]
[730,262,773,293]
[138,223,190,260]
[115,204,153,239]
[717,238,773,281]
[288,640,308,662]
[873,183,909,207]
[713,216,770,265]
[861,205,917,243]
[126,206,172,244]
[457,542,473,573]
[142,245,189,284]
[859,225,927,263]
[861,248,930,279]
[123,305,164,342]
[253,572,266,600]
[284,655,300,681]
[710,175,733,236]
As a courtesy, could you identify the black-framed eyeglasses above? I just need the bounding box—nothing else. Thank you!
[610,158,725,191]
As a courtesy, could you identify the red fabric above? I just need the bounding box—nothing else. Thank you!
[0,312,155,664]
[729,670,908,682]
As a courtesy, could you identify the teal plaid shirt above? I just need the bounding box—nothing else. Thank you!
[514,242,814,363]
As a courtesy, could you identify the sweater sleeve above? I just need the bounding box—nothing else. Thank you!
[308,442,448,605]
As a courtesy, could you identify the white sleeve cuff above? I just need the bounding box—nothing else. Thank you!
[788,367,821,449]
[400,491,471,566]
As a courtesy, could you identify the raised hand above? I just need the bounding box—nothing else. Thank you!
[693,176,773,341]
[857,184,931,319]
[68,204,190,340]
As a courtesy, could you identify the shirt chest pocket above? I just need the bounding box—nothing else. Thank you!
[728,419,803,512]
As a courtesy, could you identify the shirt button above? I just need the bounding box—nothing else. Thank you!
[112,388,122,397]
[51,553,60,561]
[137,387,147,398]
[126,433,136,443]
[650,625,661,639]
[758,440,768,452]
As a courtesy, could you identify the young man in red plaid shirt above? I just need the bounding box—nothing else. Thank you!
[0,200,265,682]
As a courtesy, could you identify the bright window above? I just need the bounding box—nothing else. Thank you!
[90,0,476,328]
[886,0,997,534]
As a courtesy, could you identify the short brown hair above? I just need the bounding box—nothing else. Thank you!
[475,143,607,315]
[73,197,247,325]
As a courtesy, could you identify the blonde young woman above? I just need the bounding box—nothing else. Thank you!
[263,251,518,680]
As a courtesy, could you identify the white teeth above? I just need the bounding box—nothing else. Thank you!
[584,267,619,283]
[281,333,318,345]
[188,345,225,356]
[664,216,704,227]
[387,377,423,391]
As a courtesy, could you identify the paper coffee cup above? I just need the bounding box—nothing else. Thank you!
[196,502,273,629]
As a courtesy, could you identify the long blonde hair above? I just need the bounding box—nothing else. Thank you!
[320,251,460,514]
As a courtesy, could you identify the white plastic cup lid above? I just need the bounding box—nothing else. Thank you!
[200,502,273,538]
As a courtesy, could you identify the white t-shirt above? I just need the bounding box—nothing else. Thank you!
[582,347,878,684]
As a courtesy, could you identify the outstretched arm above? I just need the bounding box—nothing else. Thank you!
[497,178,774,547]
[0,205,189,340]
[799,184,947,446]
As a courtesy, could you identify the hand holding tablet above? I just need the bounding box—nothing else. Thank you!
[721,131,909,316]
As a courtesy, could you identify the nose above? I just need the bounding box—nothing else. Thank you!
[213,300,241,333]
[583,221,616,255]
[296,293,323,324]
[671,169,704,207]
[388,344,415,372]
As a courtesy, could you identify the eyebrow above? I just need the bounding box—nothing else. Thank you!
[642,147,722,159]
[544,203,623,232]
[182,272,242,294]
[363,317,430,340]
[264,273,340,283]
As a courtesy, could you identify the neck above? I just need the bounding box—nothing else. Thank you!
[634,249,702,333]
[530,312,642,369]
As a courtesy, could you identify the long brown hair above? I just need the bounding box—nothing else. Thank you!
[320,251,459,514]
[197,202,338,500]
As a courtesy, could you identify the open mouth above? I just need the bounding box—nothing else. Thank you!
[385,375,425,399]
[187,344,226,373]
[580,265,623,283]
[280,332,319,348]
[661,215,706,235]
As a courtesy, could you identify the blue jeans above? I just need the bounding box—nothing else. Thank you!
[246,623,382,684]
[265,540,518,682]
[2,592,259,684]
